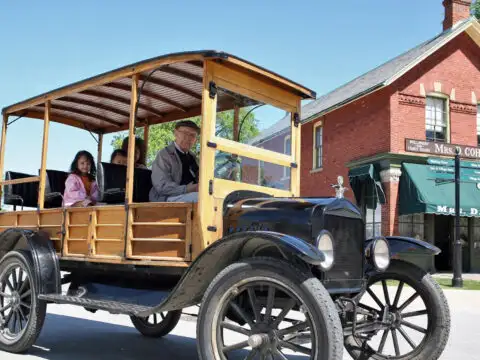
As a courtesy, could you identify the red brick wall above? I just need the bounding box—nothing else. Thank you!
[300,87,392,201]
[392,32,480,151]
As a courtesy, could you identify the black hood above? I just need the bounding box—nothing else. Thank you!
[223,196,362,244]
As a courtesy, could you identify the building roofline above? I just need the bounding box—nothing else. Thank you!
[303,17,479,125]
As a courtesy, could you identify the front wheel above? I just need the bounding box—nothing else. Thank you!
[130,310,181,338]
[0,251,46,353]
[197,257,343,360]
[344,260,451,360]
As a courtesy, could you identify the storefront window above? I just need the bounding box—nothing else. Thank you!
[399,214,425,239]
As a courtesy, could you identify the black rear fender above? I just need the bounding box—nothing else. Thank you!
[0,229,61,294]
[136,231,324,317]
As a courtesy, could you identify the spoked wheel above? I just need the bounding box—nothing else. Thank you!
[197,257,343,360]
[0,251,46,353]
[130,310,181,338]
[344,260,450,360]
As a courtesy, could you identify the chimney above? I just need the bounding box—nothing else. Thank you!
[443,0,472,30]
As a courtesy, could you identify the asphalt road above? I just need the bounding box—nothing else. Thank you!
[0,288,478,360]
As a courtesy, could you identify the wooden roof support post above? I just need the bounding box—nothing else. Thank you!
[290,102,301,197]
[38,101,51,209]
[97,133,103,164]
[126,75,138,205]
[0,114,8,201]
[198,61,218,249]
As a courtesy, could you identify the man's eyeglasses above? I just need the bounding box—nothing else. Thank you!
[177,130,199,139]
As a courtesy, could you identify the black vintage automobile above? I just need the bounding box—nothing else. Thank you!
[0,51,449,359]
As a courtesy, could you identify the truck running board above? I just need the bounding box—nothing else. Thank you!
[38,294,155,316]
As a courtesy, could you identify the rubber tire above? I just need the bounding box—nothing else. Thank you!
[196,257,344,360]
[0,251,47,354]
[344,260,451,360]
[130,310,182,338]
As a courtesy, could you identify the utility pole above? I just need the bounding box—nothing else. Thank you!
[452,147,463,288]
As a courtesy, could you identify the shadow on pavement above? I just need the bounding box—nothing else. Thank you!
[23,313,308,360]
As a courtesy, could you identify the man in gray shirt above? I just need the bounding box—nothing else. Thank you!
[149,120,200,202]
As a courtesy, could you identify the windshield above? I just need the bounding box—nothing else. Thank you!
[213,87,292,191]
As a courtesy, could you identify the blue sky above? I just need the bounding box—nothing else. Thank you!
[0,0,448,174]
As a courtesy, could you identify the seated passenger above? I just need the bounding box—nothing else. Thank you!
[121,136,148,169]
[63,150,99,207]
[149,120,200,202]
[110,149,128,166]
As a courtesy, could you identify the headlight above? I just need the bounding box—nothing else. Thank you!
[316,230,335,270]
[369,238,391,271]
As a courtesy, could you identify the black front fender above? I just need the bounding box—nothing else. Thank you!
[136,231,324,316]
[384,236,440,257]
[0,228,61,295]
[366,236,440,273]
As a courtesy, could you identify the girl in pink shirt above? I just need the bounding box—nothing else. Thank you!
[63,150,99,207]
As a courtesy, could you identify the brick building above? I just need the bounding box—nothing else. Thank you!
[250,1,480,272]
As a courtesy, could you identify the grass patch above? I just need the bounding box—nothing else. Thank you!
[432,278,480,290]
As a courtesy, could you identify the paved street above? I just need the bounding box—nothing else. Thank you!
[0,288,478,360]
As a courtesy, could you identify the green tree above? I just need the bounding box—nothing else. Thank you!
[110,108,259,167]
[472,0,480,19]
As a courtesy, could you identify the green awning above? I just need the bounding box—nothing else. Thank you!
[399,163,480,217]
[348,164,386,208]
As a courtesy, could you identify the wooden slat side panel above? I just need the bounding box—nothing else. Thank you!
[97,226,124,240]
[95,241,124,257]
[39,211,63,226]
[133,225,186,240]
[64,209,90,256]
[131,241,185,258]
[68,242,88,255]
[0,214,17,227]
[87,210,97,257]
[191,204,202,259]
[68,227,89,240]
[184,207,192,261]
[134,207,187,224]
[17,213,38,227]
[96,207,125,224]
[69,211,90,224]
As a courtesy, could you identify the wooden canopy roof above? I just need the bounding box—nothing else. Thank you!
[2,51,316,134]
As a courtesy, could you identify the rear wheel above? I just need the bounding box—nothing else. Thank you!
[130,310,181,338]
[197,257,343,360]
[344,260,450,360]
[0,251,46,353]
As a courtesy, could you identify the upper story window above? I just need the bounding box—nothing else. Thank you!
[477,104,480,146]
[284,135,291,179]
[313,123,323,169]
[425,96,448,143]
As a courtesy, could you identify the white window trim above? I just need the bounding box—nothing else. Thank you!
[282,135,291,180]
[425,92,450,143]
[312,121,323,170]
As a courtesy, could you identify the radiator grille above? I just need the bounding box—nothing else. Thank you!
[323,214,364,282]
